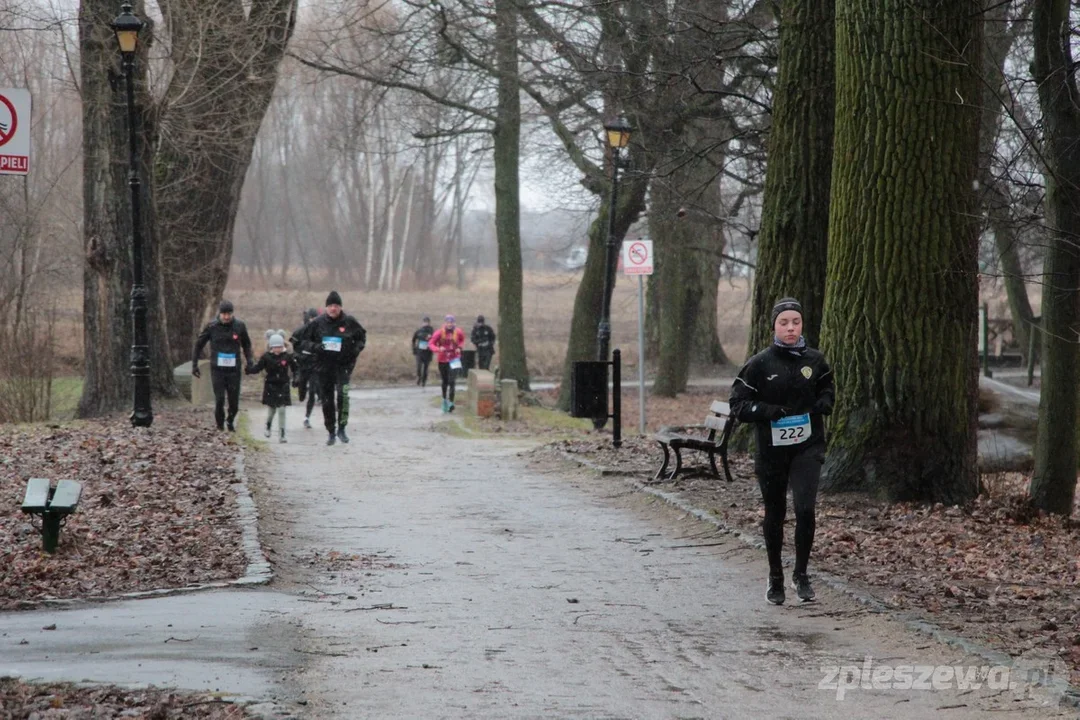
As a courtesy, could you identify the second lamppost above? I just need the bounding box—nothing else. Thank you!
[593,116,633,430]
[111,2,153,428]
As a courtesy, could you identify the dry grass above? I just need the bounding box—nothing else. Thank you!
[225,269,755,384]
[43,268,1036,386]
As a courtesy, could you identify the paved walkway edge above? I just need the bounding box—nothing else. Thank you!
[559,451,1080,710]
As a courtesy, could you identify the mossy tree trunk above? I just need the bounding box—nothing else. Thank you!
[1030,0,1080,515]
[746,0,834,357]
[819,0,982,504]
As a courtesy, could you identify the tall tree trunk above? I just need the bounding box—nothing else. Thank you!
[156,0,297,364]
[1030,0,1080,515]
[395,168,415,291]
[78,0,175,418]
[492,0,530,388]
[819,0,982,504]
[978,1,1034,363]
[747,0,835,356]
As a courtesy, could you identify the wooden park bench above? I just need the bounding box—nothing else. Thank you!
[652,400,736,483]
[21,478,83,553]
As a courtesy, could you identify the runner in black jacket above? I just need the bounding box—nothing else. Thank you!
[470,315,496,370]
[411,317,435,386]
[192,300,254,431]
[729,297,834,605]
[292,308,321,428]
[293,291,366,446]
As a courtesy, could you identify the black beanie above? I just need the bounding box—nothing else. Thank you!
[770,297,802,325]
[326,291,343,306]
[219,300,234,314]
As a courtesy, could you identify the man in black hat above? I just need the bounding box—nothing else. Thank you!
[471,314,496,370]
[192,300,254,431]
[293,291,366,446]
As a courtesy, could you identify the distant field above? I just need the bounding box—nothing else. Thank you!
[42,267,1034,388]
[225,269,756,384]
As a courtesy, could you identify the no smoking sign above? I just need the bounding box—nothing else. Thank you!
[621,239,654,275]
[0,88,31,175]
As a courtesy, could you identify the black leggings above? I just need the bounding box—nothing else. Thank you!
[305,375,319,417]
[758,447,822,576]
[438,362,456,401]
[416,353,432,385]
[211,369,241,428]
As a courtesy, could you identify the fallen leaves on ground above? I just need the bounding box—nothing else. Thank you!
[533,433,1080,689]
[0,679,254,718]
[0,409,247,610]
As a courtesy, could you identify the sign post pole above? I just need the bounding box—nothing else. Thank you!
[637,274,646,434]
[621,239,654,436]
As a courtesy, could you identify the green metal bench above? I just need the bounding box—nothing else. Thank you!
[21,478,82,553]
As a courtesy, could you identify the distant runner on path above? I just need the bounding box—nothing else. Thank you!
[430,314,466,414]
[729,297,834,606]
[411,316,435,387]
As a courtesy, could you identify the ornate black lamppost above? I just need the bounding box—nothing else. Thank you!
[593,116,633,430]
[111,2,153,428]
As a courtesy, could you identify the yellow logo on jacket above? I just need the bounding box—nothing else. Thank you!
[801,366,813,379]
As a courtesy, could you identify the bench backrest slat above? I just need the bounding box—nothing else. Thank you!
[22,478,51,513]
[703,415,726,431]
[710,400,730,416]
[49,479,82,512]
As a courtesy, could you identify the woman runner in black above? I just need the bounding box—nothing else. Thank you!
[729,297,834,605]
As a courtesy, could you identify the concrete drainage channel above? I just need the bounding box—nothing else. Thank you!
[560,451,1080,711]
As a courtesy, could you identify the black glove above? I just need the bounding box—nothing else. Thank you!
[245,362,256,375]
[191,363,201,379]
[811,397,833,416]
[764,404,787,421]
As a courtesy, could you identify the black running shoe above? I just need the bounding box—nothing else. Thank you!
[326,433,337,446]
[337,427,350,443]
[792,573,816,602]
[767,573,785,605]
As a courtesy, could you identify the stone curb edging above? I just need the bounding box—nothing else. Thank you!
[232,452,273,585]
[7,449,272,612]
[559,450,1080,710]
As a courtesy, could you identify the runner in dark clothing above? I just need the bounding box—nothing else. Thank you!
[470,315,496,370]
[293,291,366,446]
[192,300,254,432]
[411,316,435,387]
[729,297,834,605]
[291,308,321,428]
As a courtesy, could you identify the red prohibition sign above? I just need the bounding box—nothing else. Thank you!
[0,94,17,147]
[628,241,648,265]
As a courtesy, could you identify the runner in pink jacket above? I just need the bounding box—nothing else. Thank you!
[430,315,466,413]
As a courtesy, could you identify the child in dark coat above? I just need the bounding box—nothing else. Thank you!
[246,330,297,442]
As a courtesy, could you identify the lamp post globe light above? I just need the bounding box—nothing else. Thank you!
[593,116,633,430]
[111,2,153,428]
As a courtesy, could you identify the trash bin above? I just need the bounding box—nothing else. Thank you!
[570,361,608,418]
